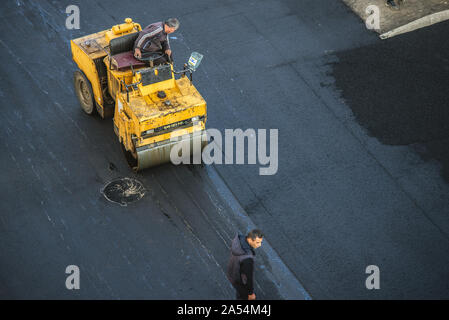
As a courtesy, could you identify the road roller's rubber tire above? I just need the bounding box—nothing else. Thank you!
[121,143,138,171]
[74,70,96,115]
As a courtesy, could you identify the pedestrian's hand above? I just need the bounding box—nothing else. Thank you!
[248,293,256,300]
[134,48,142,59]
[165,49,172,56]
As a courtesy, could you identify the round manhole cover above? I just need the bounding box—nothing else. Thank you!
[102,177,146,206]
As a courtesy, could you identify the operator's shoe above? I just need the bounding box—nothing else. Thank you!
[386,0,400,10]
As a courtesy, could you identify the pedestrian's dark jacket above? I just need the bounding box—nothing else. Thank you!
[133,22,170,53]
[226,234,255,295]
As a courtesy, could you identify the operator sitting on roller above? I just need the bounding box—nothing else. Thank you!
[133,18,179,65]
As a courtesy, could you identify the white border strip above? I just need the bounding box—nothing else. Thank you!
[380,9,449,39]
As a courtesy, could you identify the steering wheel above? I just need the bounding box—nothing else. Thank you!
[136,51,166,62]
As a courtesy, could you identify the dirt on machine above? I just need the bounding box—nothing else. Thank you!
[70,18,207,170]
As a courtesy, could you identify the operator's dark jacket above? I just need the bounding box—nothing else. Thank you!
[226,234,255,296]
[133,22,170,54]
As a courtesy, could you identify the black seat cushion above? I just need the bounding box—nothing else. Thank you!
[109,32,140,56]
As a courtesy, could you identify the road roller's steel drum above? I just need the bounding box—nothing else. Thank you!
[135,130,208,171]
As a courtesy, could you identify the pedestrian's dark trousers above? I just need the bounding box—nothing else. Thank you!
[233,283,248,300]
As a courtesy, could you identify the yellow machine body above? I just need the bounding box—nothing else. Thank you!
[71,18,142,116]
[70,18,207,170]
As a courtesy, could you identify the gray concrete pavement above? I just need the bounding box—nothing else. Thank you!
[343,0,449,37]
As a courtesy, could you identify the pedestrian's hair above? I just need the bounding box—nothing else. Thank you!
[247,229,264,240]
[165,18,180,30]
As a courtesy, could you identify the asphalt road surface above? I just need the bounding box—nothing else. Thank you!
[1,0,448,299]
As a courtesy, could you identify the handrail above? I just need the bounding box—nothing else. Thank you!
[120,79,142,102]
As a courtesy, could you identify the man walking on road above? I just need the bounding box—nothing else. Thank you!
[226,229,264,300]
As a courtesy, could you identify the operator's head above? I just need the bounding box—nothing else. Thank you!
[246,229,264,249]
[164,18,180,34]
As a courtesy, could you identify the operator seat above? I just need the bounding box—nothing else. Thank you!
[109,32,146,71]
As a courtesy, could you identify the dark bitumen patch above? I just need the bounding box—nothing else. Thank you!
[331,20,449,182]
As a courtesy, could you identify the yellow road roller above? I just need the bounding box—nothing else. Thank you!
[70,18,207,170]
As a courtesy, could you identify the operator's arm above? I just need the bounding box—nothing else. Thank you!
[133,31,145,52]
[133,33,145,58]
[240,258,255,298]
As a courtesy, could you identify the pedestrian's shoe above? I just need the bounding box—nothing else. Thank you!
[386,0,400,10]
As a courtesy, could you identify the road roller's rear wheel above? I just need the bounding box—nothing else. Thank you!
[74,70,96,115]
